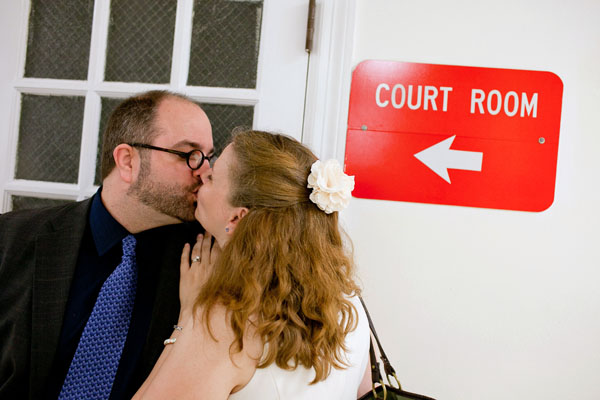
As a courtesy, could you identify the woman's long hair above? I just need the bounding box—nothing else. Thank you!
[194,130,360,383]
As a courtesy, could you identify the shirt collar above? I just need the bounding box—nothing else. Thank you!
[89,188,129,256]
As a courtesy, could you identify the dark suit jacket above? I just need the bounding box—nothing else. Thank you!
[0,199,195,399]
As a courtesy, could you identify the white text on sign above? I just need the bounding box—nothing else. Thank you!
[470,89,537,118]
[375,84,453,111]
[375,83,538,118]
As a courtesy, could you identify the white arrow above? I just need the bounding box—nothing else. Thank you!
[414,135,483,184]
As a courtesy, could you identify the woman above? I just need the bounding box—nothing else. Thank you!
[134,130,370,399]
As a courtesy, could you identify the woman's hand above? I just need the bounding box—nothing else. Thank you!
[179,233,221,321]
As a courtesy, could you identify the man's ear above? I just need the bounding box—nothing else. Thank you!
[112,144,137,184]
[225,207,249,235]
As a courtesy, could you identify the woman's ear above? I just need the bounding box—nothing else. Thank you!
[225,207,249,235]
[113,144,137,184]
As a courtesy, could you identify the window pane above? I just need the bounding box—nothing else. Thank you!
[24,0,94,80]
[199,104,254,155]
[15,94,85,183]
[11,196,74,212]
[104,0,177,83]
[95,98,124,185]
[188,0,263,88]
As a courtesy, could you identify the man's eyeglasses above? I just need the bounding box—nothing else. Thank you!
[128,143,213,170]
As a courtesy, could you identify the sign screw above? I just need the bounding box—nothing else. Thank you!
[538,137,546,144]
[361,125,368,131]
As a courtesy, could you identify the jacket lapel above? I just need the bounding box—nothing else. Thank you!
[29,200,90,399]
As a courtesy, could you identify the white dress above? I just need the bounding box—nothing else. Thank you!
[229,296,370,400]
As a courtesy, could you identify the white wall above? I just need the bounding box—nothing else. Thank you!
[343,1,600,399]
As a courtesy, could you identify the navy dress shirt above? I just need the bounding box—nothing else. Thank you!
[45,191,197,399]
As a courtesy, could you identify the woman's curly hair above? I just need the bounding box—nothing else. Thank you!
[193,129,360,383]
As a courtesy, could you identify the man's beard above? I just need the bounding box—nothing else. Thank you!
[128,158,199,222]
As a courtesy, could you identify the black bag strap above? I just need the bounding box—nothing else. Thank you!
[360,296,402,389]
[368,336,383,384]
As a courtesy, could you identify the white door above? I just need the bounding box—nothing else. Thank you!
[0,0,310,212]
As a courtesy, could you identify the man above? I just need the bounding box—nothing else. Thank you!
[0,91,213,399]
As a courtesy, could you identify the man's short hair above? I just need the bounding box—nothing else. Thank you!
[100,90,194,180]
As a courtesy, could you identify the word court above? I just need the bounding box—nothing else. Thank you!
[374,83,538,118]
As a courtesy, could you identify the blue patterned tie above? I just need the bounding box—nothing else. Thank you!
[58,235,138,400]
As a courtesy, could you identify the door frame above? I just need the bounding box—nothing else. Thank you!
[0,0,357,211]
[303,0,357,163]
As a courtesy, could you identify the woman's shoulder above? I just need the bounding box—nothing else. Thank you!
[188,304,263,363]
[140,306,263,399]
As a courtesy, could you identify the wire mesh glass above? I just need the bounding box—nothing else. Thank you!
[199,103,254,156]
[24,0,95,80]
[15,94,85,184]
[11,195,74,212]
[188,0,264,88]
[95,98,125,185]
[104,0,177,83]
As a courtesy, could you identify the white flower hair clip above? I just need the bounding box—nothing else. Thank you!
[307,159,355,214]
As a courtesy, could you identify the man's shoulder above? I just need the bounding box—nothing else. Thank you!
[0,199,92,236]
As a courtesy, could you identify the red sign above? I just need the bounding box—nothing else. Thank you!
[344,60,563,212]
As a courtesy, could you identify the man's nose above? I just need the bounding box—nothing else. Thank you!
[194,162,210,181]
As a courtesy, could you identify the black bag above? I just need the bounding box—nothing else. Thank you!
[357,297,436,400]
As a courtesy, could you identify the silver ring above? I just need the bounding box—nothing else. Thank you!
[192,255,200,263]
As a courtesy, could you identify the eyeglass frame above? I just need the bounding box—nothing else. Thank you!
[127,142,214,170]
